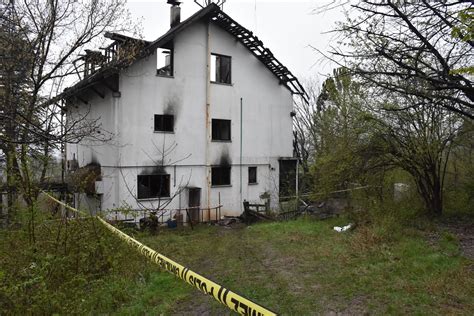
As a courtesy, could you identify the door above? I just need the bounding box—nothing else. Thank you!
[279,159,297,198]
[188,187,201,223]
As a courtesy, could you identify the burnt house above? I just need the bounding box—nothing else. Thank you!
[56,2,305,218]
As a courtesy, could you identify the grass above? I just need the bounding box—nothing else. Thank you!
[1,214,473,314]
[0,218,192,315]
[139,216,474,314]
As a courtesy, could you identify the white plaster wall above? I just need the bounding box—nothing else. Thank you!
[67,19,294,216]
[206,23,293,213]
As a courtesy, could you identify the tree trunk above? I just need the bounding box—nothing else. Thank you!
[416,173,443,217]
[5,147,19,225]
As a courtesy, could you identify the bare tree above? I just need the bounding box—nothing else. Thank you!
[324,0,473,118]
[119,138,192,224]
[0,0,137,239]
[293,78,320,175]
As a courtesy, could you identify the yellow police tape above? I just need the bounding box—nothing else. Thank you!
[43,192,277,316]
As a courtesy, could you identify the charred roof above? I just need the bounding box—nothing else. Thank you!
[48,3,306,106]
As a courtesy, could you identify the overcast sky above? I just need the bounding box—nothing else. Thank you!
[126,0,347,85]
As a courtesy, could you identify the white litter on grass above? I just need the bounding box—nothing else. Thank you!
[333,224,352,232]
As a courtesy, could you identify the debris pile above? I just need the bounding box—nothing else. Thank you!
[333,223,354,233]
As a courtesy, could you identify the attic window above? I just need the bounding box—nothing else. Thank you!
[154,114,174,132]
[212,166,231,186]
[137,174,170,199]
[212,119,231,141]
[156,47,173,77]
[211,53,231,84]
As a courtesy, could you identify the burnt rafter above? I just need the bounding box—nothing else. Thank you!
[208,10,306,100]
[76,96,88,105]
[91,86,105,99]
[101,79,119,93]
[47,3,307,106]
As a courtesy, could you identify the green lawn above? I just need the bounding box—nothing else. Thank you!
[1,216,473,314]
[139,217,474,314]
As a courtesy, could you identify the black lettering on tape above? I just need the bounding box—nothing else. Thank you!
[208,285,215,297]
[184,268,190,281]
[231,297,240,312]
[217,286,224,304]
[223,288,230,306]
[200,281,208,293]
[194,278,202,291]
[239,302,249,315]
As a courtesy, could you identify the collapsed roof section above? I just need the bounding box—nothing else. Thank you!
[51,3,307,106]
[210,10,306,98]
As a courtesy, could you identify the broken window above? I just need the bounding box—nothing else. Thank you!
[154,114,174,132]
[248,167,257,184]
[137,174,170,199]
[211,166,231,186]
[156,47,173,77]
[211,53,231,84]
[212,119,231,141]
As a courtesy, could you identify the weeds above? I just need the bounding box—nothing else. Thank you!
[1,204,473,314]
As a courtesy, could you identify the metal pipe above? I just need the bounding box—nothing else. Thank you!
[99,163,271,168]
[205,21,211,212]
[240,97,243,211]
[296,158,299,211]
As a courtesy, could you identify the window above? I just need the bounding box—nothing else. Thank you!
[154,114,174,132]
[211,53,231,84]
[248,167,257,184]
[211,166,231,186]
[156,47,173,77]
[212,119,231,141]
[137,174,170,199]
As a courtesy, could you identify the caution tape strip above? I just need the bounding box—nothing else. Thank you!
[44,193,89,217]
[42,192,277,316]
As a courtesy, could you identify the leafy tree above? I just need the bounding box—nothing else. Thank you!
[302,69,465,216]
[307,68,377,196]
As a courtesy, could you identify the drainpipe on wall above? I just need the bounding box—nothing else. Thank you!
[240,97,243,212]
[205,22,211,213]
[113,87,121,210]
[296,158,299,211]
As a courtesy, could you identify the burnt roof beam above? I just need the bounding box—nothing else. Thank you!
[91,86,105,99]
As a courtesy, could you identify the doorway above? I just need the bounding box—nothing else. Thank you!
[187,187,201,223]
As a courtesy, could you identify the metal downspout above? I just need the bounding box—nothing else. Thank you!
[205,22,211,214]
[240,97,243,212]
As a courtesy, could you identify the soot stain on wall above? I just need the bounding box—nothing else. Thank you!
[140,164,167,175]
[216,148,231,167]
[163,94,181,122]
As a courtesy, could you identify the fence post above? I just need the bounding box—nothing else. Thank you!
[186,208,194,230]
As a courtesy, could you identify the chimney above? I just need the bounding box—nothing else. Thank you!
[168,0,181,28]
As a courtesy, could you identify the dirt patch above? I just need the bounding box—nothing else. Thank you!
[325,296,369,315]
[172,294,229,316]
[442,220,474,259]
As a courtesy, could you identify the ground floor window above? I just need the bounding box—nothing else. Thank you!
[248,166,257,184]
[154,114,174,132]
[211,166,231,186]
[137,174,170,199]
